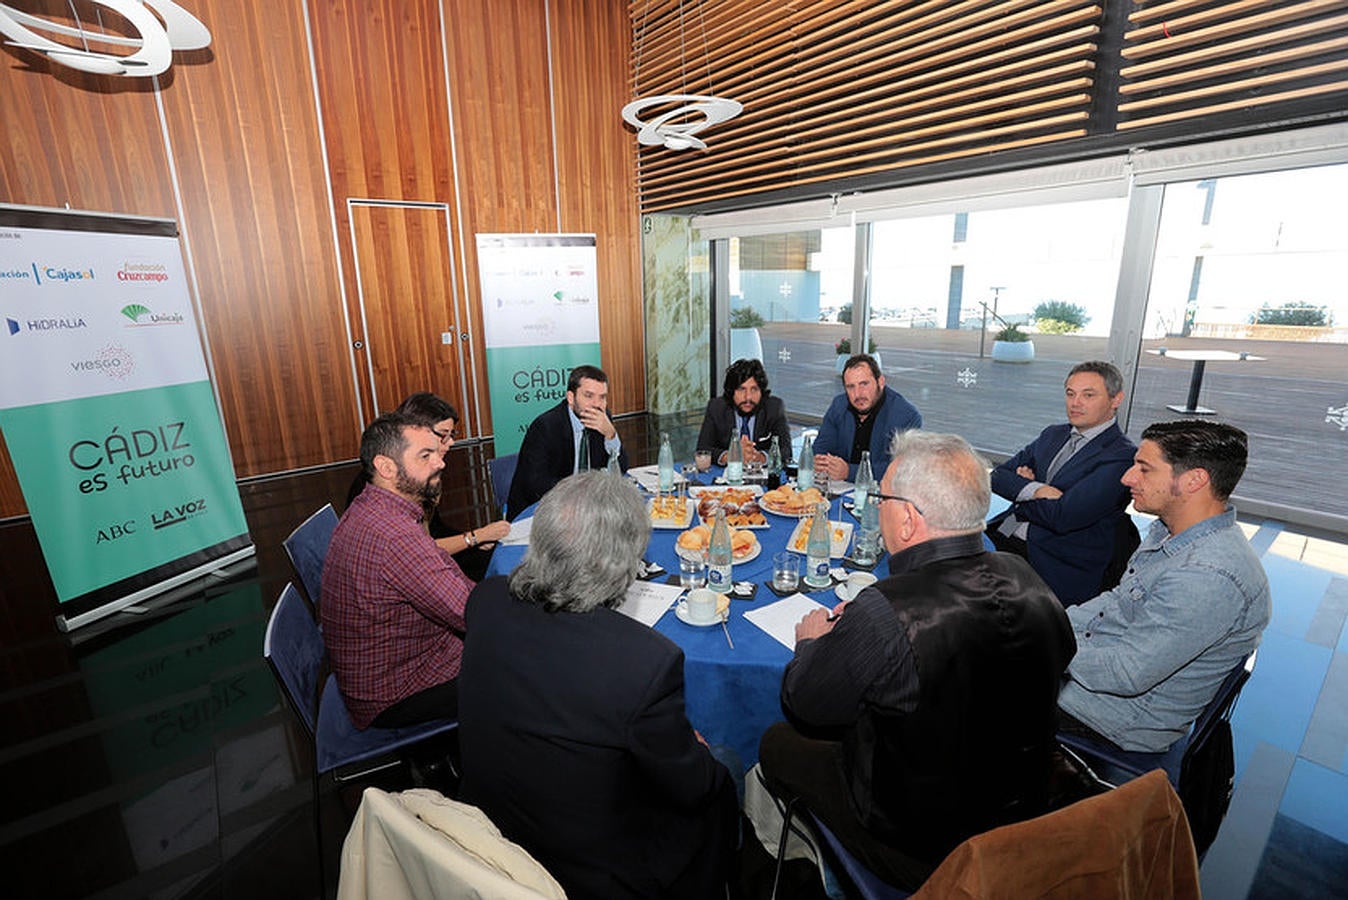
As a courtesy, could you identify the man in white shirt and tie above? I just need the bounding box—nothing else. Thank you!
[507,365,629,517]
[987,361,1138,605]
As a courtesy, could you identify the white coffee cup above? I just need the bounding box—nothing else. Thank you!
[685,587,720,624]
[844,571,877,600]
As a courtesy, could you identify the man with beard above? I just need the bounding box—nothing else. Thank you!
[813,354,922,484]
[696,357,793,466]
[322,412,473,728]
[507,364,629,517]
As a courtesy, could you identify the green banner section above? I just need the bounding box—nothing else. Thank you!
[486,342,601,455]
[0,380,249,601]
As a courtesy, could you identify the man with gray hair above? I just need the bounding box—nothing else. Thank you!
[759,430,1075,890]
[459,471,737,899]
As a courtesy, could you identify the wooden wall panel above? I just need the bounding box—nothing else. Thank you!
[550,0,646,414]
[308,0,469,429]
[157,0,359,477]
[0,0,646,523]
[0,10,178,518]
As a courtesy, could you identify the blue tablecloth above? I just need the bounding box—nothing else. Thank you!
[483,473,889,766]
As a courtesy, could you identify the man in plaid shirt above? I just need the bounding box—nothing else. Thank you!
[321,412,473,729]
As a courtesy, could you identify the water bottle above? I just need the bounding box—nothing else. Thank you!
[725,436,744,485]
[853,450,875,514]
[657,432,674,491]
[797,434,815,491]
[606,451,622,475]
[766,435,783,491]
[708,508,733,593]
[854,492,881,565]
[805,501,832,588]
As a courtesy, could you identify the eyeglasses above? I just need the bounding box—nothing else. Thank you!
[432,426,458,441]
[872,493,924,516]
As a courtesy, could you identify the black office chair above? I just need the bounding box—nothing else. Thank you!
[488,453,518,517]
[1058,650,1256,856]
[282,503,339,611]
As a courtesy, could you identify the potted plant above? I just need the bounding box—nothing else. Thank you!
[835,335,880,372]
[991,323,1034,363]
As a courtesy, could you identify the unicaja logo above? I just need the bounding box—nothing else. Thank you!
[121,303,184,326]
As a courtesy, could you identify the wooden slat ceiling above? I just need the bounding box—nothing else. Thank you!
[1118,0,1348,130]
[627,0,1103,211]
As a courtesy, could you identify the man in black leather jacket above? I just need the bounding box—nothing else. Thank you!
[759,430,1075,890]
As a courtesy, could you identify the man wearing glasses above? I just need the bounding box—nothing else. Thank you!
[758,430,1074,891]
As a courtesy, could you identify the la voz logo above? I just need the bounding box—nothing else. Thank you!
[152,497,208,530]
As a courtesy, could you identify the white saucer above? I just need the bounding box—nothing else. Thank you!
[675,601,725,628]
[834,579,877,603]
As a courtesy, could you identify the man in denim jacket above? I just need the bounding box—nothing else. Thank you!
[1058,420,1270,753]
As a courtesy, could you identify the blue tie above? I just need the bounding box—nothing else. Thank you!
[740,417,751,439]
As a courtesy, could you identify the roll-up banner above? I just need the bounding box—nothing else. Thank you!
[476,234,601,455]
[0,206,253,631]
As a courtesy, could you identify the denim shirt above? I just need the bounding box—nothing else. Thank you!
[1057,506,1270,752]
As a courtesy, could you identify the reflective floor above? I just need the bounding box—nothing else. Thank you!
[1,415,1345,899]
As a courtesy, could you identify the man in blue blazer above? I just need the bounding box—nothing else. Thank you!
[988,361,1138,606]
[813,354,922,483]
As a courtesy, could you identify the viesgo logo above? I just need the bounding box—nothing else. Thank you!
[117,261,169,284]
[70,344,136,380]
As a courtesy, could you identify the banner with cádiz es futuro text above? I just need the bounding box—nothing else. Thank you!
[0,206,252,631]
[476,234,601,455]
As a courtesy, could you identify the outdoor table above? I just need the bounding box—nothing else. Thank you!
[1146,348,1265,415]
[483,469,887,766]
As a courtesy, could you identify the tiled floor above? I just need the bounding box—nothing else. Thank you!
[1,416,1346,898]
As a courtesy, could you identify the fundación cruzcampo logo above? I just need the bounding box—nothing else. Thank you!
[121,304,184,326]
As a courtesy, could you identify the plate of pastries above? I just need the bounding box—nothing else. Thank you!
[675,524,761,563]
[647,495,694,528]
[761,484,827,517]
[688,486,768,527]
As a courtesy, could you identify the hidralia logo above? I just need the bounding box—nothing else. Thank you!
[120,304,185,326]
[6,316,88,335]
[70,344,136,380]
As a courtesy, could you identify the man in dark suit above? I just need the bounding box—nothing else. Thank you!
[506,364,629,518]
[696,357,793,465]
[459,471,738,900]
[987,360,1138,606]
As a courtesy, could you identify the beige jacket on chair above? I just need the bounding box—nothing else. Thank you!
[337,788,567,900]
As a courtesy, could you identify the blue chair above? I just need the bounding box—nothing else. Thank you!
[282,503,339,611]
[1058,650,1255,858]
[1057,651,1255,788]
[771,796,913,900]
[264,584,459,891]
[488,453,518,517]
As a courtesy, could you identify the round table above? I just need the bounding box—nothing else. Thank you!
[483,470,887,765]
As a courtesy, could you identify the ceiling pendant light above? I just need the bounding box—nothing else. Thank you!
[623,0,741,152]
[0,0,210,78]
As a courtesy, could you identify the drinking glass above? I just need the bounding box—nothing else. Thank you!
[772,551,800,592]
[679,554,707,589]
[695,450,713,472]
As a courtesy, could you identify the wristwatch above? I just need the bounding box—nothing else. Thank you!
[465,530,477,547]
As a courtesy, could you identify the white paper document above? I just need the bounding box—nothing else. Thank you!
[617,579,683,628]
[499,517,533,545]
[743,594,830,650]
[626,464,687,493]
